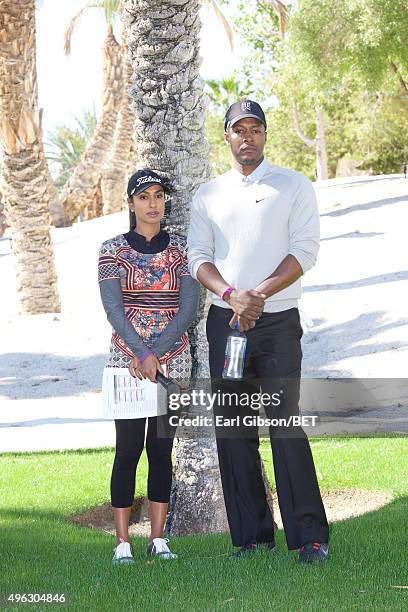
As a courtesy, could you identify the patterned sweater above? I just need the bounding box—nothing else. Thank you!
[98,232,193,368]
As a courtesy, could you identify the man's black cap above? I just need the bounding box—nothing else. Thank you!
[127,169,166,198]
[224,100,267,131]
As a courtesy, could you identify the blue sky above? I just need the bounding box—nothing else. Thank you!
[36,0,237,135]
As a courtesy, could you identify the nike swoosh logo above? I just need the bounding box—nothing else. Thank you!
[255,197,269,203]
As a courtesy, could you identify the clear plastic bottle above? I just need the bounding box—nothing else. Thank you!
[222,321,247,379]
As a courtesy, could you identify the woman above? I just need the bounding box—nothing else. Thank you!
[98,169,199,564]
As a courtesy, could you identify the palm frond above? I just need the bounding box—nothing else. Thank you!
[206,0,234,50]
[64,0,121,55]
[103,0,121,26]
[45,109,97,190]
[64,2,91,56]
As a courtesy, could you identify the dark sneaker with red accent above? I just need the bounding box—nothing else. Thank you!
[231,543,257,558]
[299,542,329,563]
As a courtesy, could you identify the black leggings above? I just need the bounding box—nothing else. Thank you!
[111,416,176,508]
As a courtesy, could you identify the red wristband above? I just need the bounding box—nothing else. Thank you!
[221,287,235,302]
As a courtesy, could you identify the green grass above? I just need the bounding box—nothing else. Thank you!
[1,438,407,611]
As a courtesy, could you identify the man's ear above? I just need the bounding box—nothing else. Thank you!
[264,130,267,143]
[224,131,230,145]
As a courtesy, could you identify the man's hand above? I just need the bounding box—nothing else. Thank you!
[139,353,163,383]
[228,289,266,320]
[229,313,257,332]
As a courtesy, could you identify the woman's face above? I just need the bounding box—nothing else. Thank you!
[129,185,165,226]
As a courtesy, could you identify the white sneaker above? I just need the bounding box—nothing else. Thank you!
[146,537,177,560]
[112,540,134,565]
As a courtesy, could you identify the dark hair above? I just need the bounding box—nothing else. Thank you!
[128,170,174,231]
[129,209,137,231]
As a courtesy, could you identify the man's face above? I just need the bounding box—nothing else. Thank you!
[224,117,267,166]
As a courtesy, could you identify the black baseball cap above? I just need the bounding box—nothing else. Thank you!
[127,169,166,198]
[224,100,267,131]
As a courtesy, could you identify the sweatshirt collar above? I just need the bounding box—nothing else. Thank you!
[123,229,170,254]
[230,157,270,184]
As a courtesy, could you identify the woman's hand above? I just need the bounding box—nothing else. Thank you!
[129,356,143,380]
[139,353,163,383]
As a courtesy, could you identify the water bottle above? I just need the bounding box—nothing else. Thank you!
[222,321,247,380]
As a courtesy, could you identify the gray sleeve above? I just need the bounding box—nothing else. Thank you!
[288,175,320,273]
[151,275,200,358]
[99,278,150,359]
[187,187,215,279]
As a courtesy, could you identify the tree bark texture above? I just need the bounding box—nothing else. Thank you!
[101,34,136,215]
[46,166,71,227]
[124,0,210,232]
[0,0,60,313]
[0,195,6,238]
[124,0,229,535]
[82,176,104,220]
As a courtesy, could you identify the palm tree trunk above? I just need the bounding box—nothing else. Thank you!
[101,35,136,215]
[0,193,7,238]
[82,176,104,220]
[46,167,71,227]
[29,31,70,229]
[0,0,60,314]
[124,0,229,535]
[60,26,123,222]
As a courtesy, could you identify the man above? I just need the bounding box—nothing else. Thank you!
[187,100,329,563]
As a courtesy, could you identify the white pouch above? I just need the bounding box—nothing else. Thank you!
[101,366,168,420]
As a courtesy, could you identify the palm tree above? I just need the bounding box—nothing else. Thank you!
[0,193,6,238]
[60,0,123,222]
[0,157,6,238]
[46,110,97,191]
[0,0,60,314]
[123,0,229,535]
[27,3,70,228]
[101,28,137,215]
[206,76,249,112]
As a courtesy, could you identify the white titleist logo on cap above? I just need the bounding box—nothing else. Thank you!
[241,101,251,112]
[136,175,162,187]
[130,175,162,195]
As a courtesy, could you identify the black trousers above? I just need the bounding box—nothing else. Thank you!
[207,305,329,550]
[111,415,176,508]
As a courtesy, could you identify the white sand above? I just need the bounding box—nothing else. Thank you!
[0,174,407,452]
